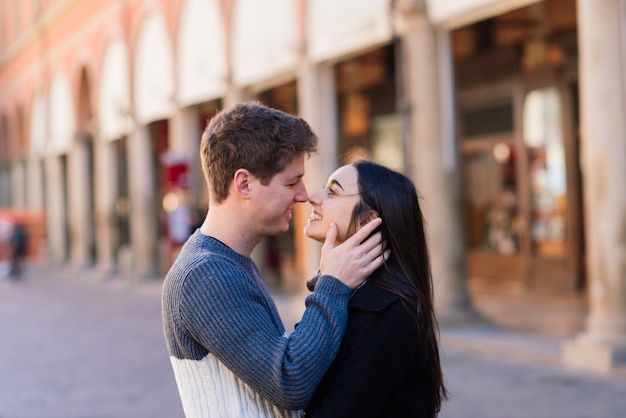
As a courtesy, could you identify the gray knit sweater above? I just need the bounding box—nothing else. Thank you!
[162,231,351,417]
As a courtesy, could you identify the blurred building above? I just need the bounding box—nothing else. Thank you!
[0,0,624,372]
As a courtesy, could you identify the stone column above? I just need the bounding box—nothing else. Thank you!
[297,59,338,289]
[10,159,26,210]
[26,157,44,210]
[44,155,68,266]
[23,154,44,268]
[0,167,7,206]
[67,138,91,268]
[25,157,46,267]
[395,3,477,324]
[169,105,202,207]
[163,107,199,269]
[562,0,626,373]
[169,107,199,154]
[127,125,158,279]
[93,136,116,276]
[188,107,204,210]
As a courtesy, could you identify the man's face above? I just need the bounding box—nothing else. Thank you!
[249,154,308,236]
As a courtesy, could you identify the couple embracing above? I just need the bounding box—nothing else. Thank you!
[162,102,447,418]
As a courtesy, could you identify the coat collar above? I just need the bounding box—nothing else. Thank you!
[349,281,400,312]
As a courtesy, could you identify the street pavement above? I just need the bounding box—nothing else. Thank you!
[0,269,185,418]
[1,269,626,418]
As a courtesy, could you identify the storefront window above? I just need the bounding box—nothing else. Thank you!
[462,141,520,255]
[258,82,298,115]
[335,45,401,169]
[463,102,514,137]
[523,86,567,257]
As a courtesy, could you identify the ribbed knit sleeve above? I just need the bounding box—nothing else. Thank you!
[162,233,351,411]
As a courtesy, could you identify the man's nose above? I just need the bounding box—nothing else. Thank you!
[295,182,308,202]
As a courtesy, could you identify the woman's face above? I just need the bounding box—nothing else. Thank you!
[304,164,361,244]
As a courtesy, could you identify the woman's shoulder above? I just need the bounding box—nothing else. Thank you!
[349,281,401,312]
[348,281,417,331]
[347,282,419,350]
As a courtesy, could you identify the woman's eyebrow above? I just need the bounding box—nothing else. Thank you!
[330,179,344,190]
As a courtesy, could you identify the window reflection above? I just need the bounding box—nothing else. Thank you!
[523,87,567,257]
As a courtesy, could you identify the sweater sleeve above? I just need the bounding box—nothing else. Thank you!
[179,258,350,410]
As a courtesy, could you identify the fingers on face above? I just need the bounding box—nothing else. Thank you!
[356,242,386,276]
[351,217,381,242]
[363,236,384,260]
[324,222,337,245]
[361,231,383,252]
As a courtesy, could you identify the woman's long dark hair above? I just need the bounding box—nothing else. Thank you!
[351,160,447,416]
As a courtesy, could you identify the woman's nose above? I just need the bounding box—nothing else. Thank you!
[308,190,323,205]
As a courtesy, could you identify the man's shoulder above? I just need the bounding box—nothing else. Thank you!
[165,249,241,287]
[164,237,253,295]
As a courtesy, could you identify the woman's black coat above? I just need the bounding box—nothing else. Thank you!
[304,281,434,417]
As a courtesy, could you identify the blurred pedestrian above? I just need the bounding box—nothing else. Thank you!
[9,223,27,279]
[161,102,386,417]
[304,160,448,418]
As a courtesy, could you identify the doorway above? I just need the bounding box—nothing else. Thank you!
[458,79,583,292]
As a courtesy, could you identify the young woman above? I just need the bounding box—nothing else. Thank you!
[304,160,447,418]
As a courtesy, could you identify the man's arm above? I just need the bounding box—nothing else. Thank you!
[180,262,351,410]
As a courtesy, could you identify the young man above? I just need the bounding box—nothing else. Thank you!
[162,102,385,417]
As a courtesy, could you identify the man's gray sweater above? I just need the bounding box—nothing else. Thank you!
[162,231,350,417]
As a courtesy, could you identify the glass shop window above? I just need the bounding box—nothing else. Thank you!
[523,86,567,257]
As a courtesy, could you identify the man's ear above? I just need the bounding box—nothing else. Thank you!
[233,169,253,199]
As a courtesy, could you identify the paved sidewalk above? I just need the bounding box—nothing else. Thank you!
[275,289,626,418]
[439,345,626,418]
[1,270,626,418]
[0,269,184,418]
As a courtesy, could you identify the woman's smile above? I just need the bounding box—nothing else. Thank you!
[308,211,322,222]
